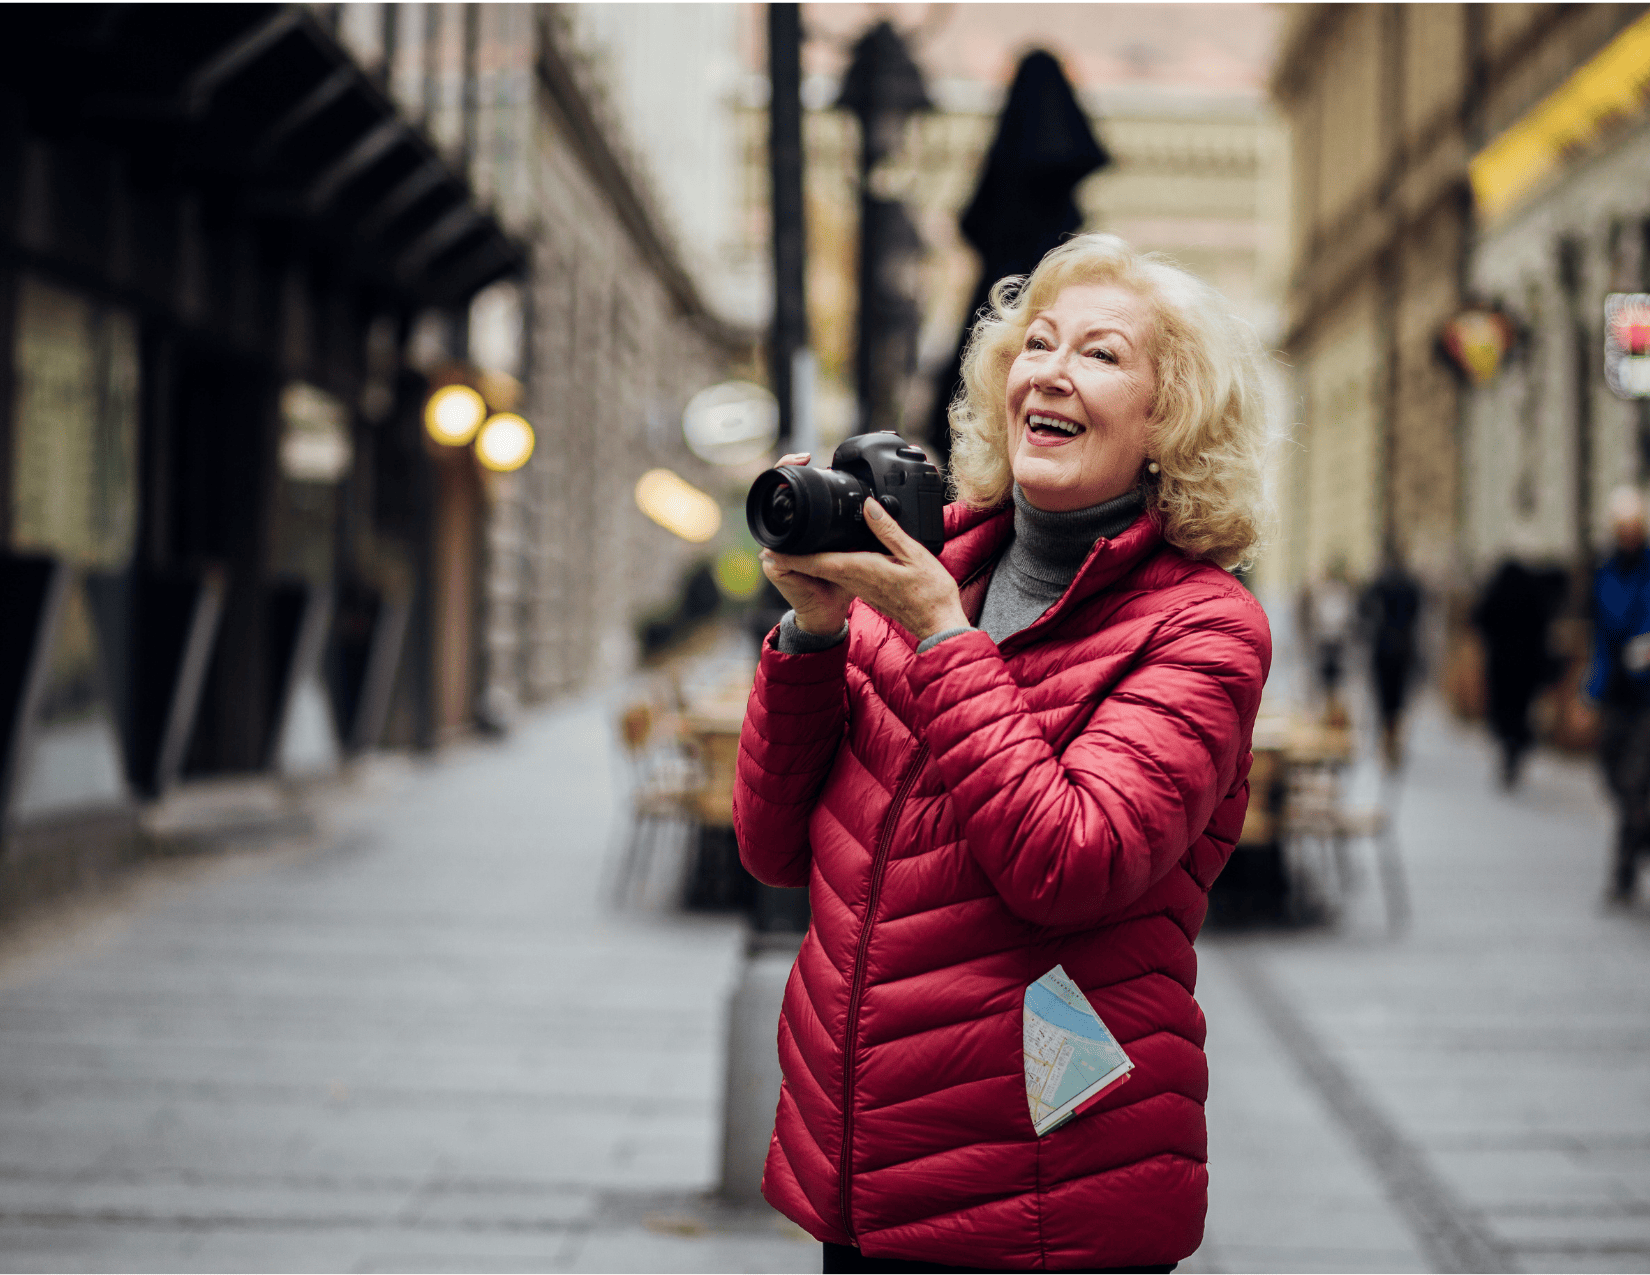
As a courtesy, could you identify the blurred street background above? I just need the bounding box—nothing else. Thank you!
[2,3,1650,1273]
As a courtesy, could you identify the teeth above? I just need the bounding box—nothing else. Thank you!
[1028,414,1080,434]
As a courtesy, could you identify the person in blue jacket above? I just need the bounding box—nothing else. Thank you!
[1589,486,1650,902]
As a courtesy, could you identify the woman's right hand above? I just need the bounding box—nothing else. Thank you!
[759,453,852,636]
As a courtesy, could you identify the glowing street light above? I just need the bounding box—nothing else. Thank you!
[475,413,535,472]
[425,384,487,446]
[682,381,778,465]
[635,469,722,543]
[714,546,764,599]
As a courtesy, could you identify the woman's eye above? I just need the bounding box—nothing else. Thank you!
[1027,337,1048,351]
[1086,347,1116,363]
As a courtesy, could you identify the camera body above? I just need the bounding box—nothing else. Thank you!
[746,432,946,557]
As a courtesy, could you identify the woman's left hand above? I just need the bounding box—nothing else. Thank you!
[759,500,970,641]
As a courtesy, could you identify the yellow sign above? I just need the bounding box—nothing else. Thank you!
[1441,310,1517,386]
[1470,12,1650,224]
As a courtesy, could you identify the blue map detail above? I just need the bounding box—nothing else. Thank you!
[1025,981,1111,1042]
[1048,1043,1117,1109]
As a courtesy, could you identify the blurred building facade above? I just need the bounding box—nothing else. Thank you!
[0,4,748,899]
[734,4,1289,512]
[1271,4,1650,591]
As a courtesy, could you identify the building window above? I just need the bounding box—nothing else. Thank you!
[6,274,140,819]
[271,381,351,584]
[10,274,139,568]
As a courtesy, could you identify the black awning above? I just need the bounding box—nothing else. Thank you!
[0,3,523,308]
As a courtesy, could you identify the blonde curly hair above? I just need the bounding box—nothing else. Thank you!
[948,233,1270,570]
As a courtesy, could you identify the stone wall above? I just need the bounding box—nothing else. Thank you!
[345,4,748,715]
[494,11,745,705]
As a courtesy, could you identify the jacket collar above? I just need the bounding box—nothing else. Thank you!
[1605,547,1650,580]
[940,498,1167,639]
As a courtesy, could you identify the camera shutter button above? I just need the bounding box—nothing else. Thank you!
[896,446,927,461]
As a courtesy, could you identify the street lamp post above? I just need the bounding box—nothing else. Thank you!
[768,4,809,455]
[836,21,929,436]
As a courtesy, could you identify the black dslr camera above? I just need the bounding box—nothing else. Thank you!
[746,432,946,556]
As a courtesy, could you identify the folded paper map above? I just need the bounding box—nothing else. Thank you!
[1023,964,1133,1136]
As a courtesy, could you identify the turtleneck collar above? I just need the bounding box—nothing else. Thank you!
[1006,484,1145,585]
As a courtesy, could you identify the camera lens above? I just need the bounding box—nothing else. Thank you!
[748,466,825,550]
[748,467,812,549]
[747,463,869,554]
[765,481,796,534]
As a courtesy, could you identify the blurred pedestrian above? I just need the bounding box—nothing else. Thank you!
[737,235,1270,1272]
[1588,486,1650,903]
[1472,554,1563,789]
[1363,544,1423,767]
[1298,564,1355,726]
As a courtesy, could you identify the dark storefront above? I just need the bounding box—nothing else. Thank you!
[0,5,521,897]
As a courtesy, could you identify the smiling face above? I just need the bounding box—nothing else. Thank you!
[1611,488,1649,553]
[1004,282,1157,512]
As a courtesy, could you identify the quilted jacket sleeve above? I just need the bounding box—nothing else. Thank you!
[905,591,1270,928]
[732,633,851,888]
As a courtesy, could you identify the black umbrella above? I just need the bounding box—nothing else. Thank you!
[926,51,1108,467]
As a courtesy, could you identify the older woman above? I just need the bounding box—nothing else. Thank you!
[733,233,1271,1273]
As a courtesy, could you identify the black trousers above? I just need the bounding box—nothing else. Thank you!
[1600,703,1650,896]
[822,1243,1176,1273]
[1372,648,1412,725]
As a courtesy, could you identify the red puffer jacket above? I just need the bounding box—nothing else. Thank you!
[734,501,1271,1271]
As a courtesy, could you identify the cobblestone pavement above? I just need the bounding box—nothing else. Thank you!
[0,668,1646,1272]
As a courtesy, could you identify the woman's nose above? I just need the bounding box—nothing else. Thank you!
[1033,348,1075,393]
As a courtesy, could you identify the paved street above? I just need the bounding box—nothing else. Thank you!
[0,692,810,1274]
[1193,692,1650,1275]
[0,650,1646,1272]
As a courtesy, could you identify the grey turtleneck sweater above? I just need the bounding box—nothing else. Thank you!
[776,485,1144,655]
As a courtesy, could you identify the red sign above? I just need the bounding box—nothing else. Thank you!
[1606,294,1650,398]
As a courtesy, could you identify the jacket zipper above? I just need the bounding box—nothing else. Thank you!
[838,740,930,1243]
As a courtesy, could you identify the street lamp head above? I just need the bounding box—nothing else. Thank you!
[425,384,487,447]
[835,21,932,123]
[635,468,722,544]
[475,413,535,472]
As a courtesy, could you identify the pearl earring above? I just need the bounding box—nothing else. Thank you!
[1147,461,1160,475]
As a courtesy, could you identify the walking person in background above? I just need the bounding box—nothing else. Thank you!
[1298,565,1355,726]
[1363,544,1424,768]
[1472,553,1563,788]
[1589,486,1650,903]
[735,234,1270,1272]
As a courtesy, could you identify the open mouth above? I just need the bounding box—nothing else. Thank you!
[1027,412,1084,439]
